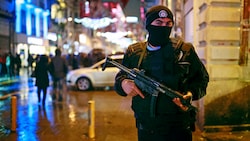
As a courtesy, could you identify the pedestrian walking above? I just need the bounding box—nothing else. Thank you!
[0,54,3,77]
[5,52,14,78]
[15,53,22,76]
[0,53,7,77]
[71,54,79,70]
[49,48,68,102]
[114,5,209,141]
[34,55,49,106]
[27,53,34,75]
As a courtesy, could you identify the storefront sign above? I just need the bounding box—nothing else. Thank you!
[27,37,43,45]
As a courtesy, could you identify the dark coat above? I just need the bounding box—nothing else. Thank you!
[35,56,49,88]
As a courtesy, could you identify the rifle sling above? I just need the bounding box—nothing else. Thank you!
[137,42,146,68]
[138,42,158,117]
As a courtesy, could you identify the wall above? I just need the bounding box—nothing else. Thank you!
[185,0,250,132]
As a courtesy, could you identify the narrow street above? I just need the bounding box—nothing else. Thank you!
[0,69,137,141]
[0,69,250,141]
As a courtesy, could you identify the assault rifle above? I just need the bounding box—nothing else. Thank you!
[102,57,196,117]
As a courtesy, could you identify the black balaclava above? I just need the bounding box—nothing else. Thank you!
[145,5,174,46]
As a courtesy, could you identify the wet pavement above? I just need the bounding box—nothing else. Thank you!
[0,69,250,141]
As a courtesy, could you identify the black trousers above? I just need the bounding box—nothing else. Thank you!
[137,122,192,141]
[37,87,47,105]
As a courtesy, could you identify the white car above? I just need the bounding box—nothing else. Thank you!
[66,54,124,91]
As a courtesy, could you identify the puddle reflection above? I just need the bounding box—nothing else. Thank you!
[14,90,90,141]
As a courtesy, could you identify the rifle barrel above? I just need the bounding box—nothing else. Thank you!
[103,57,136,78]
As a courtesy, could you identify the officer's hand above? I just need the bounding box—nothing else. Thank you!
[183,91,192,100]
[172,98,188,111]
[172,91,192,111]
[121,79,145,98]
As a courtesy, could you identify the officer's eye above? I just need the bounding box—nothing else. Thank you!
[154,20,164,25]
[166,21,173,27]
[151,19,173,27]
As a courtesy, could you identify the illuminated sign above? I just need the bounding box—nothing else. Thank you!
[126,16,138,23]
[27,37,43,45]
[75,17,116,29]
[47,32,57,41]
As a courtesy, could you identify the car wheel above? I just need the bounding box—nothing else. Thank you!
[76,77,92,91]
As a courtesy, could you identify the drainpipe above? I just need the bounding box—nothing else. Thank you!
[239,0,250,81]
[239,0,250,66]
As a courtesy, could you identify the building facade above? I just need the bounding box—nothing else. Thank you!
[15,0,52,67]
[0,0,15,55]
[183,0,250,132]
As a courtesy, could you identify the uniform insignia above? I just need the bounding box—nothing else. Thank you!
[178,50,183,61]
[158,10,168,18]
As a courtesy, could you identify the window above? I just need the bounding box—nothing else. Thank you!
[31,14,36,36]
[21,10,26,34]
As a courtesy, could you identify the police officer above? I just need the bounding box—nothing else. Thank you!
[114,5,209,141]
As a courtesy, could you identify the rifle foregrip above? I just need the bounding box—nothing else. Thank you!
[134,78,157,95]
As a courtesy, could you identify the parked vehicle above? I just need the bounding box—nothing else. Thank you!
[66,54,123,91]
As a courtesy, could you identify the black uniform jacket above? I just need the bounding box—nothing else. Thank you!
[114,38,209,126]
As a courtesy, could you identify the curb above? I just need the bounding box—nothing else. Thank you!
[204,124,250,132]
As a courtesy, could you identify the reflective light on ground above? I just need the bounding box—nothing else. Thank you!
[68,105,76,122]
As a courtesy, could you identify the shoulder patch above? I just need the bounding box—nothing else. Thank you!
[170,38,192,52]
[170,38,181,49]
[127,41,146,54]
[181,42,193,52]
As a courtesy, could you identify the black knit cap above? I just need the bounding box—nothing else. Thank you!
[145,5,174,27]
